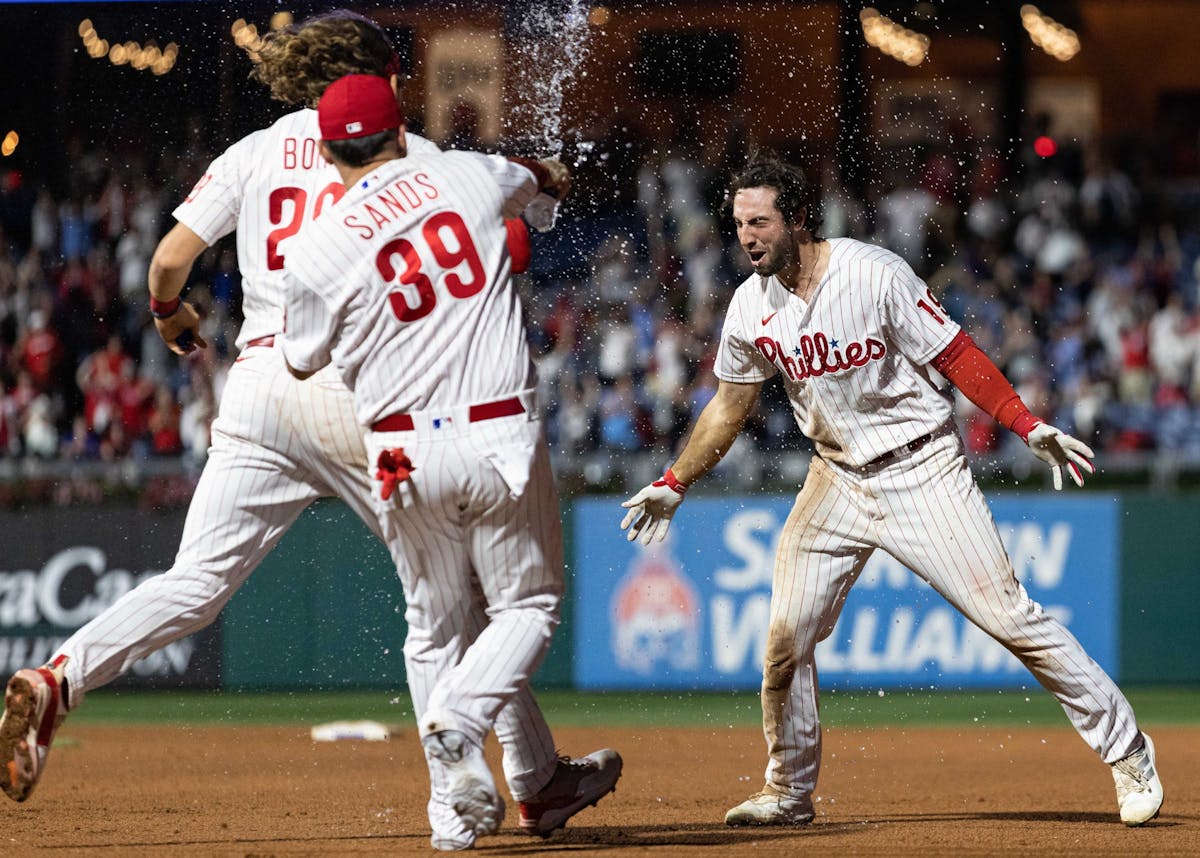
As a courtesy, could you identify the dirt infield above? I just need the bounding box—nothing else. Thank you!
[6,723,1195,855]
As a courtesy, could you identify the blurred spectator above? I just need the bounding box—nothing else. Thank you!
[818,159,866,240]
[596,304,638,385]
[1079,150,1139,247]
[598,376,645,450]
[964,148,1009,246]
[209,248,242,356]
[876,169,937,271]
[1148,292,1195,397]
[23,390,59,458]
[16,308,63,393]
[30,189,57,257]
[58,197,93,262]
[1,109,1199,486]
[76,334,134,445]
[558,372,600,455]
[147,385,183,456]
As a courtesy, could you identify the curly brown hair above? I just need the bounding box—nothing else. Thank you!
[251,9,396,109]
[725,150,823,237]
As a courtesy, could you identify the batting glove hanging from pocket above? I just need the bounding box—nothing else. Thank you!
[1024,422,1095,490]
[620,468,688,545]
[375,448,416,501]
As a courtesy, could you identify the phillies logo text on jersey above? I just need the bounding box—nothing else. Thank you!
[755,331,886,381]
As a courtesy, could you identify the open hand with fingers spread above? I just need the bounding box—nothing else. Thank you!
[620,469,688,544]
[1025,422,1095,490]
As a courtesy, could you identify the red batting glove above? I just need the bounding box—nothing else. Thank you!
[376,448,416,501]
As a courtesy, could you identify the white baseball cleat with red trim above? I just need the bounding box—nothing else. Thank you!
[518,749,623,836]
[0,655,69,802]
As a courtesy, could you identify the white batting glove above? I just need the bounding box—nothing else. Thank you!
[1025,422,1095,490]
[620,469,688,545]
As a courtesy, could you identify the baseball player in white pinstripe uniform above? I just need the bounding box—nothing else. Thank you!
[620,155,1163,828]
[1,12,619,841]
[277,74,618,850]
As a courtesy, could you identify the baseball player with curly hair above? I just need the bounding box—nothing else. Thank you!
[278,73,605,849]
[1,10,620,842]
[620,154,1163,828]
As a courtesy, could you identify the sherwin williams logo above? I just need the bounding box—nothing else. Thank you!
[610,550,701,676]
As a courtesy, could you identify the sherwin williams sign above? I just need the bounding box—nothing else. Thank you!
[572,495,1120,690]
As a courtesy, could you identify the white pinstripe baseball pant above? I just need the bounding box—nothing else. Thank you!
[364,397,563,797]
[761,430,1143,798]
[55,348,558,799]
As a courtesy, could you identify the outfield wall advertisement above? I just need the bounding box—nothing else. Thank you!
[0,507,220,688]
[572,495,1120,691]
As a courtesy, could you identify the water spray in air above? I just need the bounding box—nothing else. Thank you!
[512,0,592,231]
[514,0,591,159]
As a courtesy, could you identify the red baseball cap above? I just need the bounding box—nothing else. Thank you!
[318,74,403,141]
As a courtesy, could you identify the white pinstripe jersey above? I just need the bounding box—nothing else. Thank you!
[281,152,539,427]
[715,237,961,467]
[172,108,440,350]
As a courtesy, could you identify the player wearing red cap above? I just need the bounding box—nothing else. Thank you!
[276,74,622,851]
[1,14,619,842]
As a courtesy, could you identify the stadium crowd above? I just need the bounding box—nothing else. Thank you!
[2,110,1199,477]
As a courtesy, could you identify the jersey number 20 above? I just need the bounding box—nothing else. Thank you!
[266,183,345,270]
[376,212,485,323]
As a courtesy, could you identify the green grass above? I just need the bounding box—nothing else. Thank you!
[67,686,1200,729]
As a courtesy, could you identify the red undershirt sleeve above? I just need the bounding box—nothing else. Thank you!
[931,331,1041,441]
[505,218,531,274]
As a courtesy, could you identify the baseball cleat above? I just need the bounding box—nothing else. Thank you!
[428,794,487,852]
[0,655,69,803]
[518,749,623,837]
[423,729,504,850]
[724,787,815,826]
[1112,732,1164,826]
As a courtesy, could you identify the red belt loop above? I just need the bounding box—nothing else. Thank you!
[372,413,416,432]
[371,396,525,432]
[467,397,525,422]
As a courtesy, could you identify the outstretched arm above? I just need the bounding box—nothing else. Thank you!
[932,331,1094,489]
[667,379,763,485]
[620,379,762,544]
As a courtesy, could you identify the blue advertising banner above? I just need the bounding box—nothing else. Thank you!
[573,495,1119,690]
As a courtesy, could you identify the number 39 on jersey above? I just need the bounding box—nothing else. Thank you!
[378,211,485,323]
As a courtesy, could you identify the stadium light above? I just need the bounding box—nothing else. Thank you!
[860,7,930,67]
[231,18,266,60]
[1,131,18,157]
[79,20,176,73]
[1021,4,1080,61]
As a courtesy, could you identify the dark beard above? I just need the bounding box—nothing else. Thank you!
[755,243,793,277]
